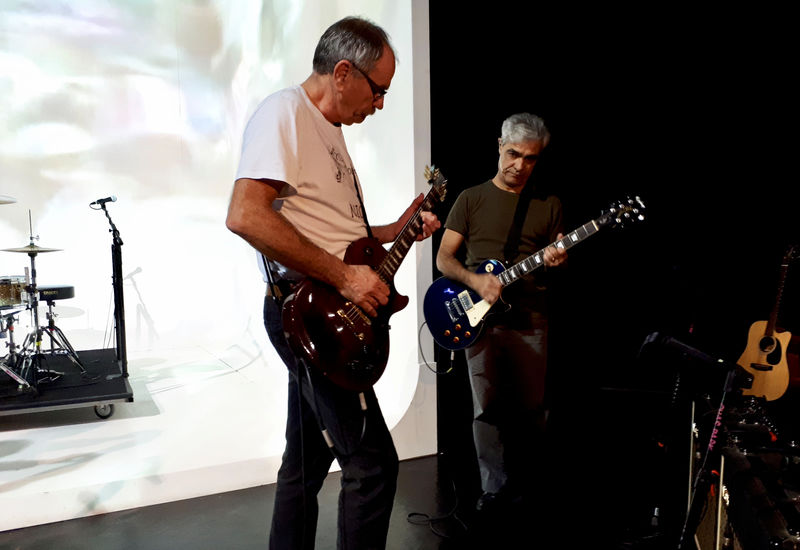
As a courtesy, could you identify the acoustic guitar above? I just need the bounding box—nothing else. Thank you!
[281,167,447,392]
[737,245,797,401]
[423,196,646,351]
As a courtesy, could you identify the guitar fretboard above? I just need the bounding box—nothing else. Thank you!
[766,248,796,335]
[377,182,445,281]
[497,218,602,287]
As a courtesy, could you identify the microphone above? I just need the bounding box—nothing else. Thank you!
[90,195,117,206]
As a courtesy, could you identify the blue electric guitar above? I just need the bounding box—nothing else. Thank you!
[423,196,646,350]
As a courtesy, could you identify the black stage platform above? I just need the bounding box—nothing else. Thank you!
[0,348,133,418]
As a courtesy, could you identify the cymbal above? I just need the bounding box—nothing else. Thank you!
[0,195,16,205]
[2,244,63,254]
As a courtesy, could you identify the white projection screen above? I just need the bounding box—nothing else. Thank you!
[0,0,434,484]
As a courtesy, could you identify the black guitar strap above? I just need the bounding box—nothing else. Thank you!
[503,184,535,264]
[352,171,373,239]
[262,254,284,303]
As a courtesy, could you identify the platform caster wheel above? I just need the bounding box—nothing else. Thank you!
[94,404,114,419]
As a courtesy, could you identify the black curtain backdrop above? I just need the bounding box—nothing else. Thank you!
[428,4,795,540]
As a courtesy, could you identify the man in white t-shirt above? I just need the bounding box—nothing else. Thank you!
[226,16,439,550]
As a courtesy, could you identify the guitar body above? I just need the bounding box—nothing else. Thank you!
[282,237,408,392]
[737,320,792,401]
[423,259,506,351]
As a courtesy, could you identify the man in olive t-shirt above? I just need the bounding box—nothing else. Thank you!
[436,113,567,514]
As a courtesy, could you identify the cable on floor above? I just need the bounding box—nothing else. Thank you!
[406,478,468,539]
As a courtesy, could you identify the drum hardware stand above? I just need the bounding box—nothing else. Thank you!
[1,211,77,390]
[0,309,36,394]
[38,297,89,374]
[19,248,66,387]
[93,199,128,378]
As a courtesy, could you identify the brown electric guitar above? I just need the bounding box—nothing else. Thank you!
[737,245,797,401]
[281,167,447,392]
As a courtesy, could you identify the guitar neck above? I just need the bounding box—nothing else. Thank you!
[496,217,602,287]
[377,186,443,281]
[765,258,791,336]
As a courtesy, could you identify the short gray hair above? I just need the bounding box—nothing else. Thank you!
[312,16,395,74]
[500,113,551,148]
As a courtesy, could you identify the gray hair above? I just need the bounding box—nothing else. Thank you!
[312,16,395,74]
[500,113,551,148]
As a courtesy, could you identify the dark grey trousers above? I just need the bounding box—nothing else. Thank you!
[465,315,549,494]
[263,296,398,550]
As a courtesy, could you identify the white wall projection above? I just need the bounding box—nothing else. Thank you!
[1,1,431,453]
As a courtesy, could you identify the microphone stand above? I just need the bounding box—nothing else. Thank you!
[639,333,746,550]
[98,202,128,378]
[676,362,737,550]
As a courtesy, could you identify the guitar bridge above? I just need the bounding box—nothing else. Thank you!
[337,303,371,340]
[750,362,774,372]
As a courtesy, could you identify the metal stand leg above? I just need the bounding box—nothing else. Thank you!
[0,310,36,394]
[41,300,87,374]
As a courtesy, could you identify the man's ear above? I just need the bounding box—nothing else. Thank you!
[332,60,352,89]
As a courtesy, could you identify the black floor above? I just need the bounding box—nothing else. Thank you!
[0,452,667,550]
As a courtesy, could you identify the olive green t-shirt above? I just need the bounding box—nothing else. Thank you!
[444,180,564,315]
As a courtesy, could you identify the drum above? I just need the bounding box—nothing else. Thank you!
[0,276,26,308]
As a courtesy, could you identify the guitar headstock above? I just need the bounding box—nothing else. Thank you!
[785,244,799,261]
[598,195,646,228]
[424,165,448,201]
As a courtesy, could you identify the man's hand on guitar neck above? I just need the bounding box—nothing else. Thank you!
[543,233,567,267]
[338,264,389,317]
[372,193,442,244]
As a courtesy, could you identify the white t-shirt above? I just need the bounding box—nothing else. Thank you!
[235,85,369,281]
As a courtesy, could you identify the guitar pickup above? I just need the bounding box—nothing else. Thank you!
[457,290,474,313]
[445,295,466,322]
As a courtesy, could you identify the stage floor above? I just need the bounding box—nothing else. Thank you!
[0,345,285,532]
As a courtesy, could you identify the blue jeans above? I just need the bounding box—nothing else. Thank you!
[264,296,399,550]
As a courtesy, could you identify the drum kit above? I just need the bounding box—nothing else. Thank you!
[1,196,92,396]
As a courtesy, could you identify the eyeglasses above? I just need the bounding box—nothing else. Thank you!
[348,60,388,99]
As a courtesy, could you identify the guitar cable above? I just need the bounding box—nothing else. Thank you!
[410,322,469,538]
[301,360,368,457]
[406,477,468,539]
[418,321,455,376]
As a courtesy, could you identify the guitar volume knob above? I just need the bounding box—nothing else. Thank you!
[454,324,462,331]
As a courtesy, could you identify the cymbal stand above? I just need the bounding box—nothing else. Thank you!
[15,217,67,387]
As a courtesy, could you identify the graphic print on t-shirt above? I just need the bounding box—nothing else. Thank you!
[329,145,354,183]
[329,145,364,222]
